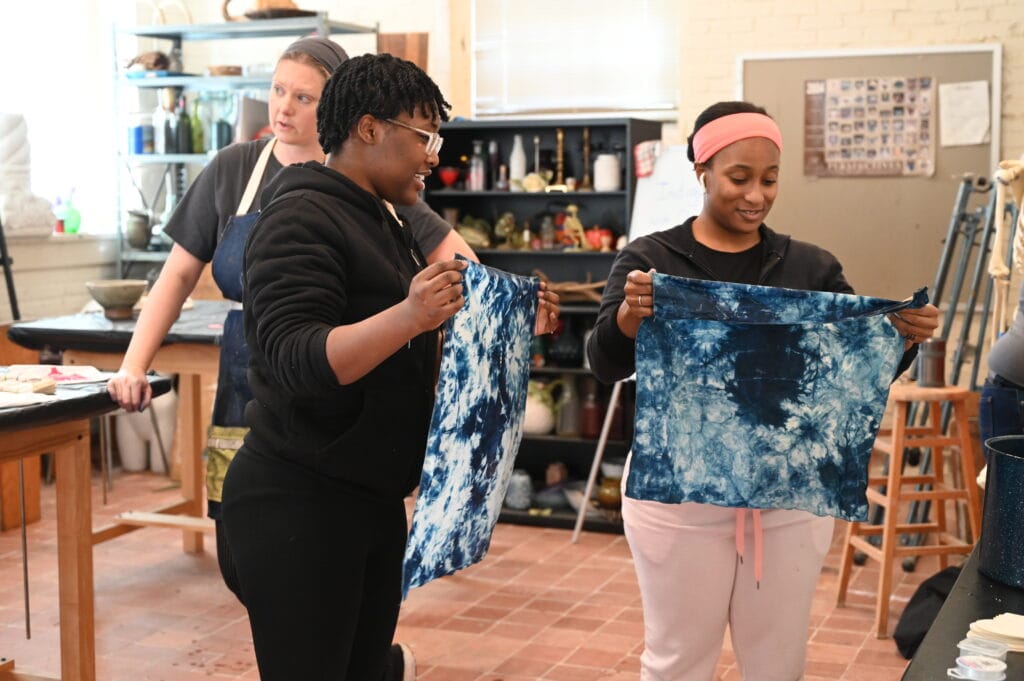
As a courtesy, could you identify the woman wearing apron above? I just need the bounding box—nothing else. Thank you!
[107,36,473,681]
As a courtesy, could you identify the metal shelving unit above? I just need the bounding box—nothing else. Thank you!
[113,13,378,277]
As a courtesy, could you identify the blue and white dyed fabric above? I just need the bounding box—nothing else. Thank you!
[402,259,538,596]
[629,274,928,522]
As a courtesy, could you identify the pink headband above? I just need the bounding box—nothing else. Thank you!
[692,112,783,164]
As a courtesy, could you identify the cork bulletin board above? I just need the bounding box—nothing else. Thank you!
[739,46,999,300]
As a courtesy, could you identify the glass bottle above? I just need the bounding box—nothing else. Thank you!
[556,374,580,436]
[487,139,500,189]
[547,317,582,367]
[468,140,486,191]
[509,134,526,190]
[521,220,533,251]
[190,98,205,154]
[539,214,556,250]
[580,377,603,439]
[175,96,192,154]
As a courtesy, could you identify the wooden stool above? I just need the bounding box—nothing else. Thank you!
[836,382,982,638]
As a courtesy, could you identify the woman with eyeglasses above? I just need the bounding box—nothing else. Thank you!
[106,37,486,681]
[219,53,558,681]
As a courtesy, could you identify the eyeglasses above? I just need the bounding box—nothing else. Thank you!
[385,118,444,156]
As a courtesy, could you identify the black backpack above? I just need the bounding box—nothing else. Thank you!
[893,565,962,659]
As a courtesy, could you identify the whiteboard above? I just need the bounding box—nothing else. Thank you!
[628,145,704,242]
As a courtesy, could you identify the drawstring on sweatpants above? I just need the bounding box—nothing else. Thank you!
[734,509,764,588]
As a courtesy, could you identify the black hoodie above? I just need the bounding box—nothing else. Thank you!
[241,161,437,499]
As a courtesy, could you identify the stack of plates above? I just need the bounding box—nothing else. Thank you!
[967,613,1024,653]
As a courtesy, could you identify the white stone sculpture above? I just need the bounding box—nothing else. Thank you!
[0,112,55,236]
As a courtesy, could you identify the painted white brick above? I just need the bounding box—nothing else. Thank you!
[909,0,960,12]
[814,27,868,46]
[861,0,910,10]
[989,5,1024,23]
[797,13,846,30]
[839,10,899,29]
[893,9,942,24]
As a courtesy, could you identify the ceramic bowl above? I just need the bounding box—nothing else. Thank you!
[86,279,148,320]
[601,458,626,480]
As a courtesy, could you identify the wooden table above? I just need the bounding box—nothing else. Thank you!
[7,301,229,553]
[901,547,1024,680]
[0,377,171,681]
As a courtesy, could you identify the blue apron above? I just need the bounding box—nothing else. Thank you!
[205,139,276,507]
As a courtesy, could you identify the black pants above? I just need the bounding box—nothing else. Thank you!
[221,447,407,681]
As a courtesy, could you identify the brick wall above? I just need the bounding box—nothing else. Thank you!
[0,235,118,324]
[678,0,1024,158]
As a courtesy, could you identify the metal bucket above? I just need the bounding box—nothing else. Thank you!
[979,435,1024,589]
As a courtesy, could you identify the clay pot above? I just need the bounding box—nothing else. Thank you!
[597,476,622,510]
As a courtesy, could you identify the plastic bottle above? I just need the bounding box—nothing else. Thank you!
[52,197,65,233]
[468,140,486,191]
[153,103,174,154]
[509,134,527,190]
[63,190,81,234]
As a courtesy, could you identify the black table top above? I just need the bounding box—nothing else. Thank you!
[0,374,172,434]
[6,300,232,353]
[902,549,1024,679]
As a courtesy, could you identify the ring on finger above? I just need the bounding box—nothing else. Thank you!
[639,295,646,307]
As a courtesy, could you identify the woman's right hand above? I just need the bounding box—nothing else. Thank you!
[616,268,656,339]
[404,259,467,332]
[107,368,152,412]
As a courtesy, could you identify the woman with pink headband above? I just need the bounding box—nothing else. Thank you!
[587,101,939,680]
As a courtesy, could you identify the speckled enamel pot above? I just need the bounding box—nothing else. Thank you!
[979,435,1024,589]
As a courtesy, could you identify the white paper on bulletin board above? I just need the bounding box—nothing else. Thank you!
[938,80,990,147]
[628,145,704,242]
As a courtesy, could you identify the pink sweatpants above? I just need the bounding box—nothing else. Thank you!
[622,462,834,681]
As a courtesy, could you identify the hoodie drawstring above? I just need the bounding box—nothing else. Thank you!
[735,508,763,588]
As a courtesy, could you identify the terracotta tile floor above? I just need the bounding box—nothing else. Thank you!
[0,470,955,680]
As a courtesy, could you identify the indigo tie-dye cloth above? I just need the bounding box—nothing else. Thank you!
[402,259,539,596]
[629,274,928,522]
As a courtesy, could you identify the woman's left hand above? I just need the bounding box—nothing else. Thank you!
[889,303,940,349]
[534,283,560,335]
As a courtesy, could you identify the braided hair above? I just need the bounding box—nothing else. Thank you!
[317,53,451,154]
[686,101,771,163]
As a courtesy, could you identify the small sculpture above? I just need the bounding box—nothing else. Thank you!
[493,211,516,248]
[561,204,586,250]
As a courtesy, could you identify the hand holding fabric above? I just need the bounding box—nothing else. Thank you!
[534,282,560,335]
[404,259,467,332]
[616,268,656,339]
[889,302,940,348]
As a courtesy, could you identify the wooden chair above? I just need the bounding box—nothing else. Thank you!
[836,382,982,638]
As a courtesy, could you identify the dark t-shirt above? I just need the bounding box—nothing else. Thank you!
[164,137,451,263]
[695,239,765,285]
